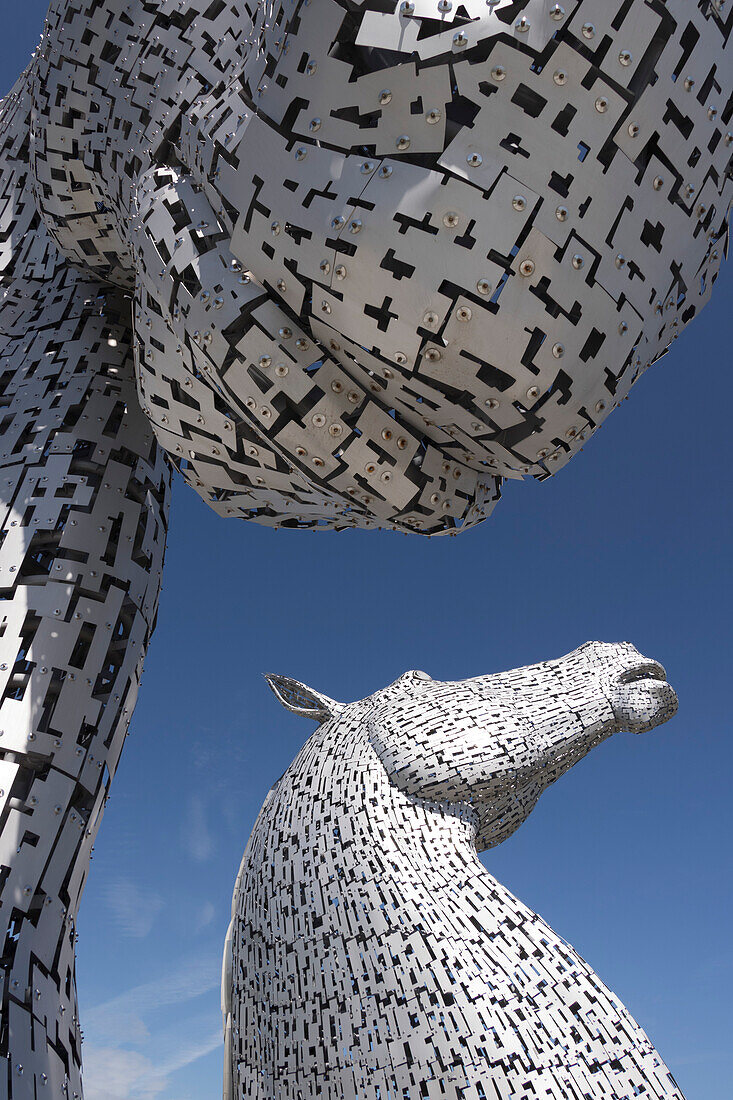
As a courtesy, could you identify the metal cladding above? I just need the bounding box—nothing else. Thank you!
[19,0,733,535]
[226,643,680,1099]
[1,67,170,1097]
[0,0,728,1096]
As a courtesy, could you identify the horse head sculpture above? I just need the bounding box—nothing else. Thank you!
[20,0,732,534]
[225,642,681,1098]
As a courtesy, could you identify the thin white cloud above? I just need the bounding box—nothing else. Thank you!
[183,794,214,863]
[84,953,223,1099]
[86,952,220,1033]
[103,880,165,939]
[83,1046,166,1100]
[84,1028,222,1100]
[195,900,216,932]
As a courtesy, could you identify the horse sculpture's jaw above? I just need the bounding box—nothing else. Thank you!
[227,645,683,1100]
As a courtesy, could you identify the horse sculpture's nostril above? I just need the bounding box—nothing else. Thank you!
[617,662,667,684]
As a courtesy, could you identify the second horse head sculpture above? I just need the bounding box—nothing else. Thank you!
[224,641,681,1100]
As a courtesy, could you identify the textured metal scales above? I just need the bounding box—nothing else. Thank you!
[0,0,730,1095]
[227,644,681,1100]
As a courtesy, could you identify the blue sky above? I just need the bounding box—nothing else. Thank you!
[3,11,733,1099]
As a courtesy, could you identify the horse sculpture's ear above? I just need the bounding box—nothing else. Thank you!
[264,674,342,722]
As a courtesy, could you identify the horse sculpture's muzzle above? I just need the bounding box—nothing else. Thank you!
[610,658,678,735]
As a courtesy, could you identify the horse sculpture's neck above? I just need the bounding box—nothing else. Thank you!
[228,709,683,1100]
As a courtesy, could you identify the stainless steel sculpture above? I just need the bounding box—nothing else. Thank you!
[0,0,729,1095]
[225,643,680,1100]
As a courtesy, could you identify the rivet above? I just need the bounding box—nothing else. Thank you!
[396,135,411,151]
[456,306,472,322]
[552,343,565,358]
[683,77,695,92]
[595,97,609,113]
[553,69,567,86]
[294,146,307,161]
[549,4,565,20]
[491,65,506,81]
[335,265,347,280]
[305,60,317,75]
[321,301,331,313]
[360,161,374,174]
[270,221,280,235]
[476,278,492,295]
[571,253,584,270]
[378,165,393,178]
[309,117,321,132]
[331,216,345,230]
[515,16,530,32]
[619,321,629,334]
[466,152,483,167]
[618,50,632,66]
[453,31,468,47]
[424,348,442,362]
[394,352,407,364]
[423,310,439,325]
[259,355,272,368]
[595,400,606,413]
[555,205,568,221]
[278,327,292,339]
[319,259,331,274]
[519,259,535,277]
[426,109,442,125]
[708,107,718,122]
[526,386,540,400]
[400,0,414,12]
[512,195,527,211]
[443,211,459,227]
[653,176,664,191]
[581,22,595,38]
[628,122,640,137]
[349,219,363,233]
[379,89,393,105]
